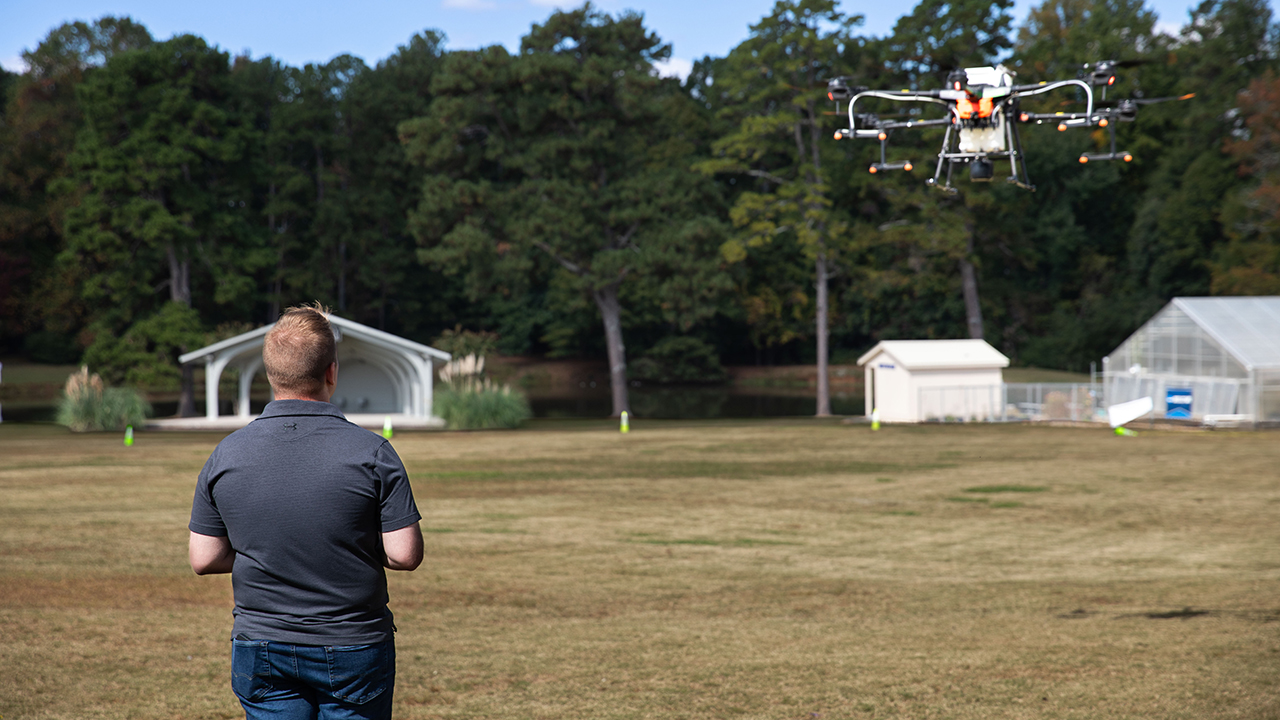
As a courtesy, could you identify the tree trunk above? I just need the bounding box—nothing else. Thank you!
[337,240,346,312]
[815,250,831,417]
[167,244,197,417]
[178,362,197,418]
[959,231,984,340]
[592,283,630,418]
[167,245,191,307]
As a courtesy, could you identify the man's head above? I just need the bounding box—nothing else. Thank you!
[263,303,337,400]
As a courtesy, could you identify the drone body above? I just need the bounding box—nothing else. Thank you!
[828,62,1192,192]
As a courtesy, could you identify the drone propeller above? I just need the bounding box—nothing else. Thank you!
[1083,59,1156,86]
[1131,93,1196,105]
[827,76,868,102]
[1101,93,1195,122]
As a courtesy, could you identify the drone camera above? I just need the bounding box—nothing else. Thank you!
[969,158,995,182]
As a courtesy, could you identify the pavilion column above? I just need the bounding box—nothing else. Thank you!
[205,354,233,420]
[238,357,262,418]
[424,357,435,419]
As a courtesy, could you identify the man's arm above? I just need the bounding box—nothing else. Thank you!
[189,531,235,575]
[382,522,423,571]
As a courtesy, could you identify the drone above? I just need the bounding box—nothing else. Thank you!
[827,61,1194,192]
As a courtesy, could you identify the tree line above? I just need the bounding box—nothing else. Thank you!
[1,0,1277,416]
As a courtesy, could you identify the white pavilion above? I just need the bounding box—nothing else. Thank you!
[166,315,451,430]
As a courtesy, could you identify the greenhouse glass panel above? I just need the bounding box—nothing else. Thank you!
[1103,297,1280,421]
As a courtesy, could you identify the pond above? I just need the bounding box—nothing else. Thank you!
[2,387,864,423]
[531,386,863,419]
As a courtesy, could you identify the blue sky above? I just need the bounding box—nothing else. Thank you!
[1,0,1204,78]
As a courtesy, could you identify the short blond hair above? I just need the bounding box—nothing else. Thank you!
[263,303,336,397]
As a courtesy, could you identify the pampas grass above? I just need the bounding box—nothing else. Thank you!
[436,354,530,429]
[56,366,150,432]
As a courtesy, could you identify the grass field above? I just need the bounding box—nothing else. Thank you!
[1,419,1277,719]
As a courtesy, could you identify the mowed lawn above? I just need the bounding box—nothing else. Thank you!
[1,420,1278,719]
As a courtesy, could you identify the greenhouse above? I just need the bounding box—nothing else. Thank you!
[1103,297,1280,424]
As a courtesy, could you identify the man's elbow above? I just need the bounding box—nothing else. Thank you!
[190,554,233,575]
[385,546,423,571]
[189,533,234,574]
[386,557,422,572]
[383,524,424,571]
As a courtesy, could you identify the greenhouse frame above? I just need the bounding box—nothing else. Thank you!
[1103,297,1280,424]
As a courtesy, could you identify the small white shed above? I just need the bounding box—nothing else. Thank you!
[858,339,1010,423]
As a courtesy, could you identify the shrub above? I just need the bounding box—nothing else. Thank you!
[435,386,531,430]
[435,354,530,429]
[629,336,727,384]
[56,367,151,432]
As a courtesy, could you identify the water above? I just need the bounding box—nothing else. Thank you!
[532,386,863,419]
[2,389,863,423]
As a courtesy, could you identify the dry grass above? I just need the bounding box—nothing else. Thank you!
[1,420,1278,719]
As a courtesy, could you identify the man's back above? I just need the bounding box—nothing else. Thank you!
[190,399,420,645]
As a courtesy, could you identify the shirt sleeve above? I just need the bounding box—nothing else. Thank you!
[189,452,228,537]
[374,441,421,533]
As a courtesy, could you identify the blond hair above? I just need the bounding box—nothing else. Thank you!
[263,302,336,397]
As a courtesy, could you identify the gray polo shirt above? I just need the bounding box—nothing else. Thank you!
[190,399,421,645]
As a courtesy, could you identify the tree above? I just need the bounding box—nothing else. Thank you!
[882,0,1016,342]
[61,34,263,412]
[1125,0,1277,305]
[401,5,729,416]
[1216,71,1280,294]
[698,0,862,416]
[0,17,152,354]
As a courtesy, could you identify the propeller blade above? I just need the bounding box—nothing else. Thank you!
[1133,93,1196,105]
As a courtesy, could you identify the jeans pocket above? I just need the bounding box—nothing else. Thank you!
[325,642,391,704]
[231,640,273,702]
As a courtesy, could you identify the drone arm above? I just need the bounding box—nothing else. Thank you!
[846,91,951,136]
[1011,79,1094,119]
[876,118,952,130]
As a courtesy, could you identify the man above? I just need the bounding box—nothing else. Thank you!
[189,304,423,720]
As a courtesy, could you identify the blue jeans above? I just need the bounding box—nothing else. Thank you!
[231,638,395,720]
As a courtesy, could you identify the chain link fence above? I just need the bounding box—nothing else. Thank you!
[918,383,1104,423]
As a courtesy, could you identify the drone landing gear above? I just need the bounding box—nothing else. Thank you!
[868,132,914,175]
[1078,116,1133,164]
[924,118,1036,193]
[927,158,1034,193]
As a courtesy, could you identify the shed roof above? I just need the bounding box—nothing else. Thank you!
[857,339,1010,370]
[1172,297,1280,370]
[178,315,450,365]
